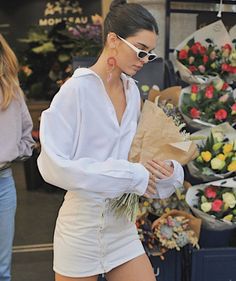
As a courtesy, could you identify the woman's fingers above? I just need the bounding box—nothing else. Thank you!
[146,160,173,178]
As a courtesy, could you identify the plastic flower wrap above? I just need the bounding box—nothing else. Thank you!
[186,177,236,230]
[110,87,198,222]
[174,20,235,84]
[179,78,236,130]
[187,123,236,182]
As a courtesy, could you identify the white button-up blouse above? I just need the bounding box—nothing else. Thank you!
[38,68,184,199]
[38,68,150,198]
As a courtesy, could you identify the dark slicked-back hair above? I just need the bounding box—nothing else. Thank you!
[103,0,158,44]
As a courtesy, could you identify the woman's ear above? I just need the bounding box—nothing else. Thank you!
[106,32,119,49]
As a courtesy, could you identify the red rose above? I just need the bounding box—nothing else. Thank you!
[188,65,198,73]
[203,54,209,64]
[200,46,207,55]
[215,109,227,121]
[222,82,229,90]
[190,107,200,119]
[178,49,188,60]
[222,63,231,72]
[205,85,214,99]
[190,45,199,55]
[191,84,199,93]
[231,67,236,74]
[211,199,223,212]
[204,186,217,199]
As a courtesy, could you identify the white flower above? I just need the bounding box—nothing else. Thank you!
[222,192,236,208]
[201,202,212,212]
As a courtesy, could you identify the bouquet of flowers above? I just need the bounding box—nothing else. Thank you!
[136,185,201,257]
[110,87,198,222]
[152,210,200,253]
[179,78,236,130]
[138,185,188,218]
[175,20,235,84]
[187,123,236,182]
[186,178,236,230]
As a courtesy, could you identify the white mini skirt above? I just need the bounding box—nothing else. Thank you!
[53,190,145,277]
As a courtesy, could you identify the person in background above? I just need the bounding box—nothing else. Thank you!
[0,34,34,281]
[38,1,184,280]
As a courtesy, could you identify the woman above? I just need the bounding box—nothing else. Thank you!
[0,34,34,281]
[38,1,184,280]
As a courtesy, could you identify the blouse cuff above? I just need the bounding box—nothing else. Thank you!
[129,163,149,195]
[154,160,184,199]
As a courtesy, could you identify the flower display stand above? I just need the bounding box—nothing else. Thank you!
[97,249,182,281]
[189,247,236,281]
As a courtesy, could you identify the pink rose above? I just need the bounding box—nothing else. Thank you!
[188,56,195,64]
[222,43,232,51]
[215,109,227,121]
[211,199,223,212]
[205,85,214,99]
[231,103,236,114]
[204,186,217,199]
[198,65,206,73]
[219,94,229,103]
[210,51,216,60]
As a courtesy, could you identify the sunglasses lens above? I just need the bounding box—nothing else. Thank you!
[138,51,148,59]
[148,54,157,61]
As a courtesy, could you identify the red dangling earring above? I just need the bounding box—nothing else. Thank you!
[107,57,117,82]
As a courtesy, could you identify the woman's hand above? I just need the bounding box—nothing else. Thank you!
[143,159,174,198]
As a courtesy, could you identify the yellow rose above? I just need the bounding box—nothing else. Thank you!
[190,93,197,101]
[201,151,212,162]
[227,161,236,172]
[210,157,225,170]
[216,153,226,161]
[201,202,212,213]
[210,62,216,69]
[223,143,233,154]
[223,214,233,222]
[222,192,236,208]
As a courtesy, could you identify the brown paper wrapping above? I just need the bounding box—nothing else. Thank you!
[148,86,182,106]
[128,91,199,165]
[152,209,202,239]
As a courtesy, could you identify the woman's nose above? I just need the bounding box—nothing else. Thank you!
[140,56,149,64]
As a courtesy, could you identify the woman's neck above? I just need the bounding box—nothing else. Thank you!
[90,51,122,90]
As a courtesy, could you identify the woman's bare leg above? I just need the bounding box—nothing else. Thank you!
[55,273,98,281]
[105,254,156,281]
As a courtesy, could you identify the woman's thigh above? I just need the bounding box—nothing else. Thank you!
[55,273,98,281]
[105,254,156,281]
